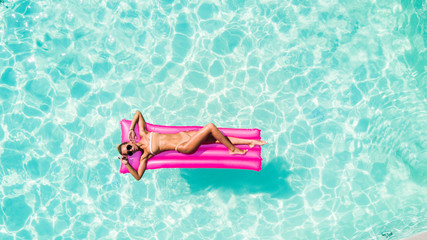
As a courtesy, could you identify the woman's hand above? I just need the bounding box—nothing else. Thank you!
[128,129,136,143]
[118,156,129,165]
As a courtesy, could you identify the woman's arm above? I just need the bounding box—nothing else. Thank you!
[125,158,147,181]
[130,110,148,135]
[124,152,149,181]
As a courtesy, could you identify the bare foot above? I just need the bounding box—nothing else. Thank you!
[229,147,248,155]
[248,140,267,148]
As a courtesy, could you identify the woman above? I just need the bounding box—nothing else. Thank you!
[117,111,266,180]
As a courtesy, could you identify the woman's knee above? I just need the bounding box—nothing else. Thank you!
[205,123,215,130]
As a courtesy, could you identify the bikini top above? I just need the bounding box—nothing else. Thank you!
[149,132,156,155]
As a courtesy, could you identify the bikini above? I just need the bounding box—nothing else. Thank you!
[149,132,156,155]
[175,141,183,152]
[175,132,192,152]
[149,131,191,154]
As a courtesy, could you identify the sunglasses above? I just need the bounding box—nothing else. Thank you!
[126,145,133,156]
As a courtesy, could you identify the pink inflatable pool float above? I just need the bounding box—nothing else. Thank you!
[119,119,263,173]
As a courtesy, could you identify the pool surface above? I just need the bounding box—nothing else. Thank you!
[0,0,426,239]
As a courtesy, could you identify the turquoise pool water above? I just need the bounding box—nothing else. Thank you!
[1,0,426,239]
